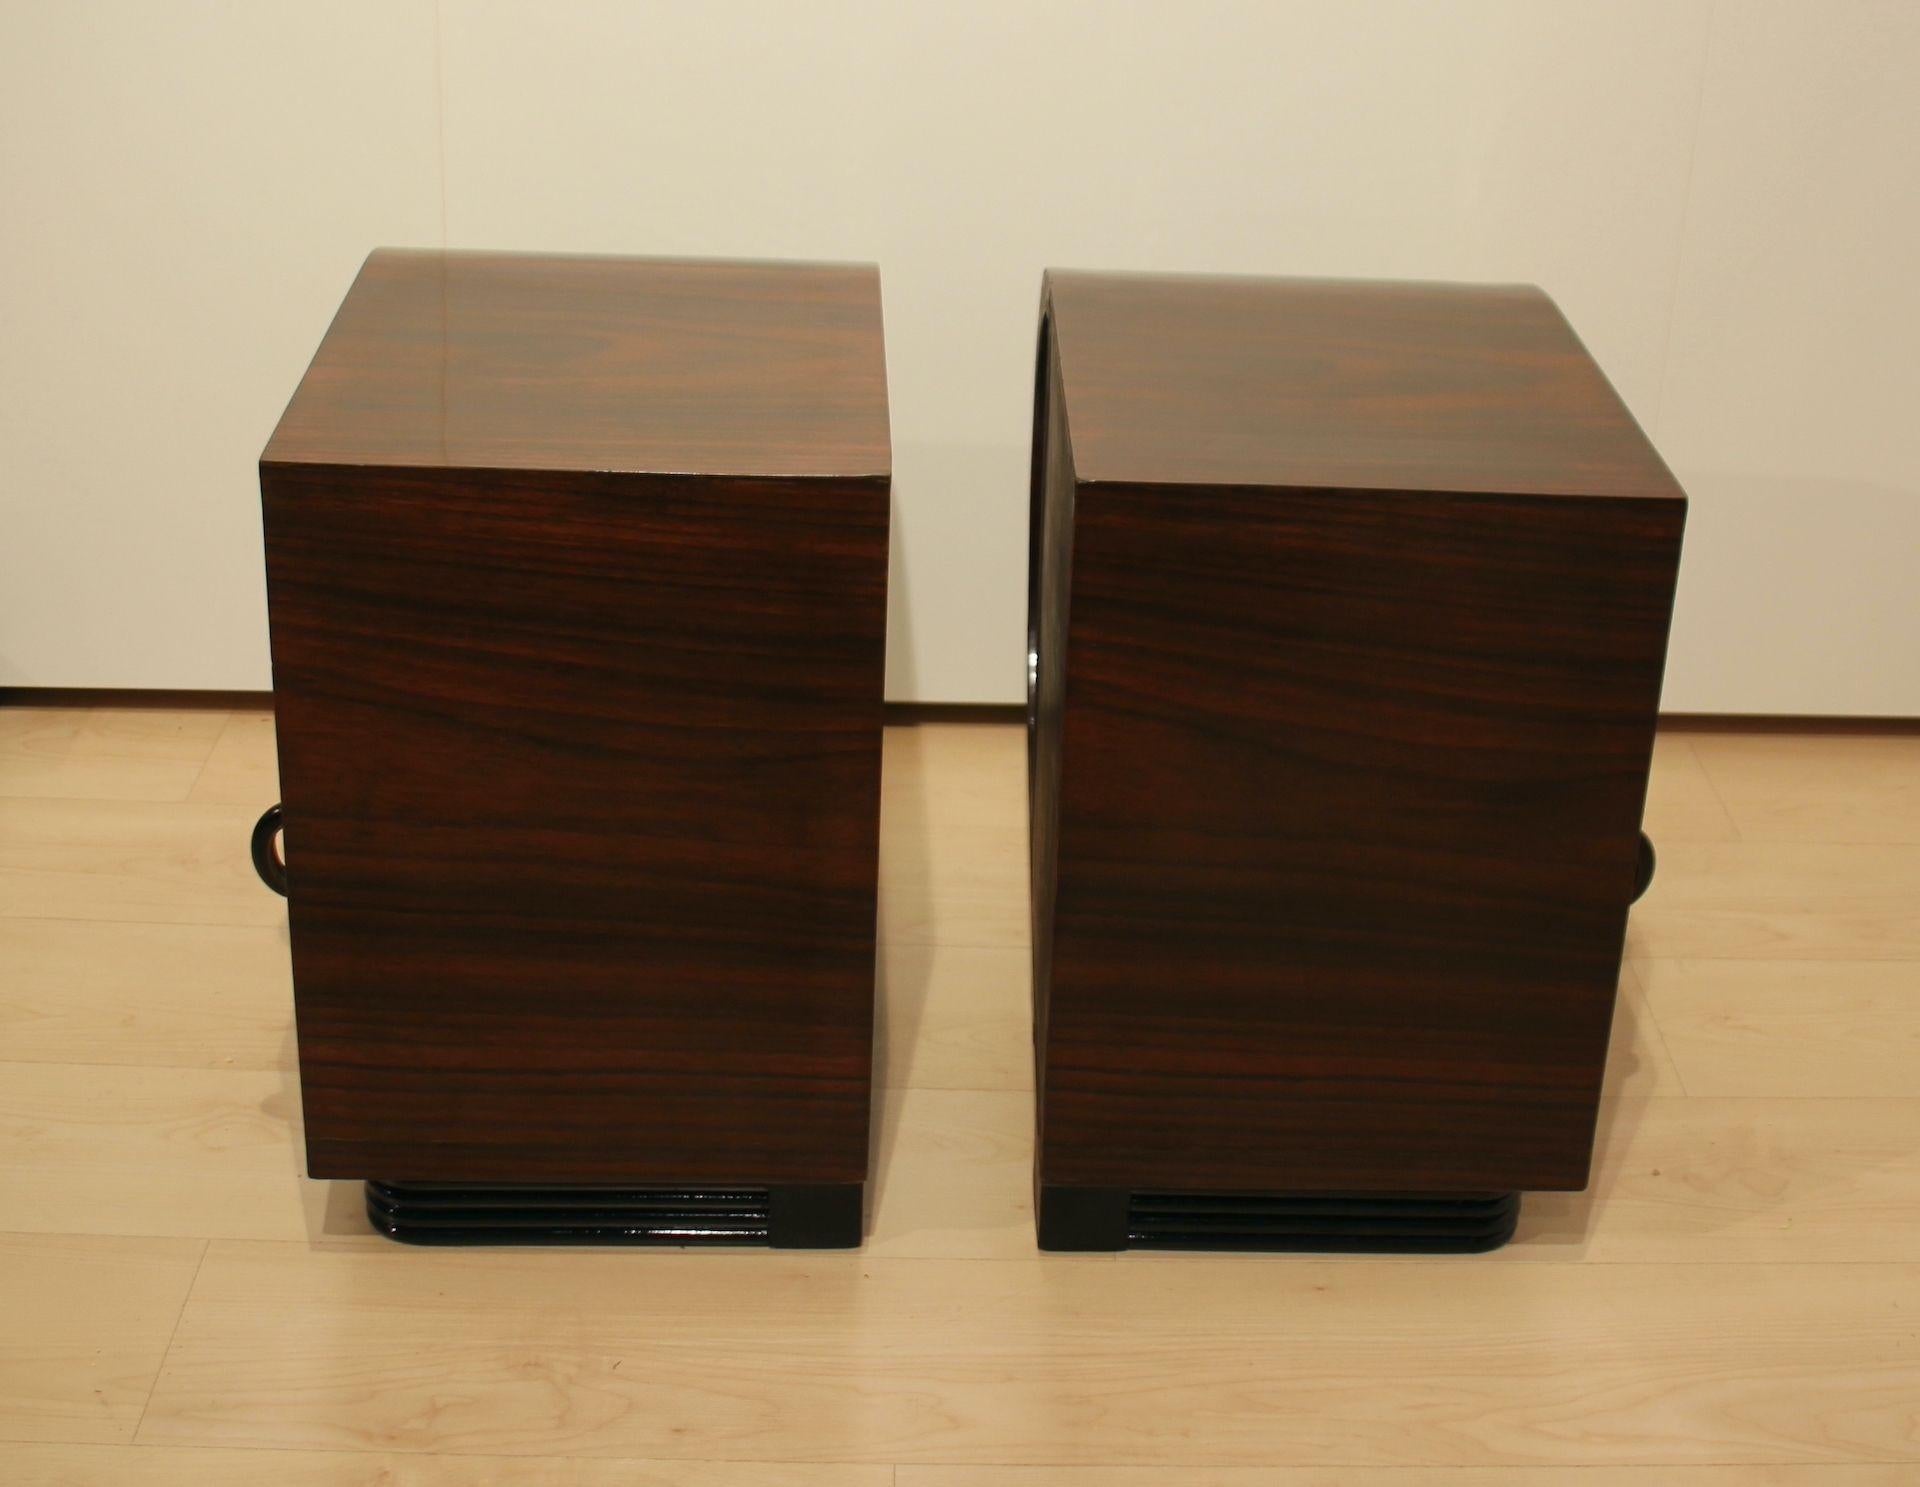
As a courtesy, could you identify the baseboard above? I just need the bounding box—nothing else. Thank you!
[0,689,1030,726]
[1,689,1913,733]
[882,702,1025,724]
[1659,712,1920,734]
[0,687,275,709]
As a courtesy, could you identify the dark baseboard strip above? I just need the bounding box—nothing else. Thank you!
[0,687,274,709]
[1659,712,1920,734]
[2,689,1913,732]
[882,702,1026,724]
[0,689,1027,721]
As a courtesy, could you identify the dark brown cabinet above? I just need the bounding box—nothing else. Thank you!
[259,250,890,1246]
[1027,271,1685,1251]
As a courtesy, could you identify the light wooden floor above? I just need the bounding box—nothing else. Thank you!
[2,704,1917,1484]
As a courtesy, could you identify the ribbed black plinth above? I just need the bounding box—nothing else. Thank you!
[365,1181,862,1248]
[1038,1186,1521,1253]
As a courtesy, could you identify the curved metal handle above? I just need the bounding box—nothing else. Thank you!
[250,804,288,897]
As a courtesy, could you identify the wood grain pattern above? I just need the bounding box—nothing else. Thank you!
[1513,1095,1920,1262]
[1687,731,1920,843]
[264,250,889,479]
[0,796,280,927]
[897,1471,1920,1487]
[877,818,1028,950]
[1030,272,1686,1200]
[0,1062,338,1242]
[185,708,278,806]
[0,1233,205,1444]
[5,710,1920,1476]
[1043,271,1684,498]
[1601,966,1685,1099]
[1624,841,1920,959]
[865,1086,1033,1259]
[0,1444,891,1486]
[1641,731,1741,842]
[1636,957,1920,1095]
[137,1242,1920,1465]
[877,941,1034,1092]
[0,707,226,803]
[261,254,889,1185]
[0,917,291,1069]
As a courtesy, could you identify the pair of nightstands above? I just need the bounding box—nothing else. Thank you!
[255,251,1682,1251]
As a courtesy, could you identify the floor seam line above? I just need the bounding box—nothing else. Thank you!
[129,1236,208,1443]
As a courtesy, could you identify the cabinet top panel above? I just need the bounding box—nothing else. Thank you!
[1044,270,1682,502]
[264,250,890,479]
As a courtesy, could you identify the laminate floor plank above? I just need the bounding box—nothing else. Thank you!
[0,1233,204,1445]
[1636,958,1920,1096]
[0,1441,888,1485]
[1513,1096,1920,1263]
[0,1062,351,1244]
[1689,730,1920,844]
[877,942,1036,1093]
[184,709,279,807]
[900,1470,1919,1487]
[1641,730,1742,843]
[0,708,226,804]
[1624,841,1920,960]
[868,1086,1034,1259]
[0,918,292,1070]
[137,1243,1920,1467]
[0,796,282,928]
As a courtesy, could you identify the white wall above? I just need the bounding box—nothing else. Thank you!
[3,1,1916,713]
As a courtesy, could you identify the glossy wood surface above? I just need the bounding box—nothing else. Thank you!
[7,707,1920,1477]
[1031,271,1687,1199]
[1045,270,1682,498]
[264,250,890,479]
[260,254,889,1184]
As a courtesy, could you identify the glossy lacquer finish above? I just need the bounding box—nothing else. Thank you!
[265,250,890,478]
[1029,272,1685,1233]
[261,251,889,1195]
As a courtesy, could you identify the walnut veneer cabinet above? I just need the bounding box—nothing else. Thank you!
[1027,271,1684,1251]
[256,250,890,1247]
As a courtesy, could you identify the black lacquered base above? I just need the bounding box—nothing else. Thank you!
[1037,1186,1521,1253]
[365,1181,862,1248]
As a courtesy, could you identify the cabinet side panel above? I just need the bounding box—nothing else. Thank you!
[261,464,887,1184]
[1043,483,1683,1194]
[1027,315,1075,1139]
